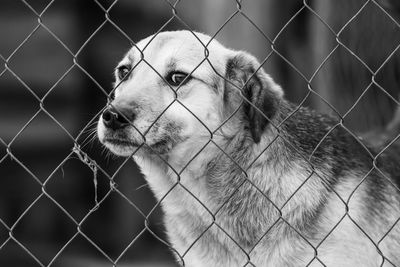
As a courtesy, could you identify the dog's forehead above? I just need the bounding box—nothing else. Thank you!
[124,31,230,71]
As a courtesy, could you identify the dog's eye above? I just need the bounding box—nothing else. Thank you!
[117,65,131,81]
[167,72,190,86]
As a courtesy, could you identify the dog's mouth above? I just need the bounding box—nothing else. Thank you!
[103,136,173,156]
[98,119,179,156]
[101,137,142,157]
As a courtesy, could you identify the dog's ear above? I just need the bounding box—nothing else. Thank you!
[224,52,283,143]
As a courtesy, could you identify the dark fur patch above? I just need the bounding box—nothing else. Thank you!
[205,99,400,248]
[277,102,400,231]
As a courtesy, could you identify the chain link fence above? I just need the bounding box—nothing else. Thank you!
[1,0,400,266]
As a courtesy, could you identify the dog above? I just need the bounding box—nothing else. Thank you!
[97,30,400,267]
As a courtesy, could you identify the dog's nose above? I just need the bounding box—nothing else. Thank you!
[102,106,134,130]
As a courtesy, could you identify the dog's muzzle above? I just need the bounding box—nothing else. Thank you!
[102,106,135,130]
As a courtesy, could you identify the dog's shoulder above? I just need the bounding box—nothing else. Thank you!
[277,102,373,174]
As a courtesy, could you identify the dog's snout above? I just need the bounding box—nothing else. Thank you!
[102,106,135,130]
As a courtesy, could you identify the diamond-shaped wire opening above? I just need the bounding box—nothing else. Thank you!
[10,196,79,266]
[7,111,75,180]
[5,27,75,99]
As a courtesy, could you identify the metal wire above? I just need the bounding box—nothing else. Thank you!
[1,0,400,266]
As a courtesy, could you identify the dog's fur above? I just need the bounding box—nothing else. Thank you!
[97,31,400,267]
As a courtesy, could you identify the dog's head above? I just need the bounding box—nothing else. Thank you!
[97,30,283,157]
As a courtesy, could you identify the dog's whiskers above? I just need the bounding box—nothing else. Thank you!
[82,121,98,131]
[80,128,98,149]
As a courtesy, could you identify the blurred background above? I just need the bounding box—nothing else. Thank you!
[0,0,399,266]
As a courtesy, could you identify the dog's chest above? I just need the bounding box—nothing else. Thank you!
[135,157,318,266]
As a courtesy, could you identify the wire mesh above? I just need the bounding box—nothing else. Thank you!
[1,0,400,266]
